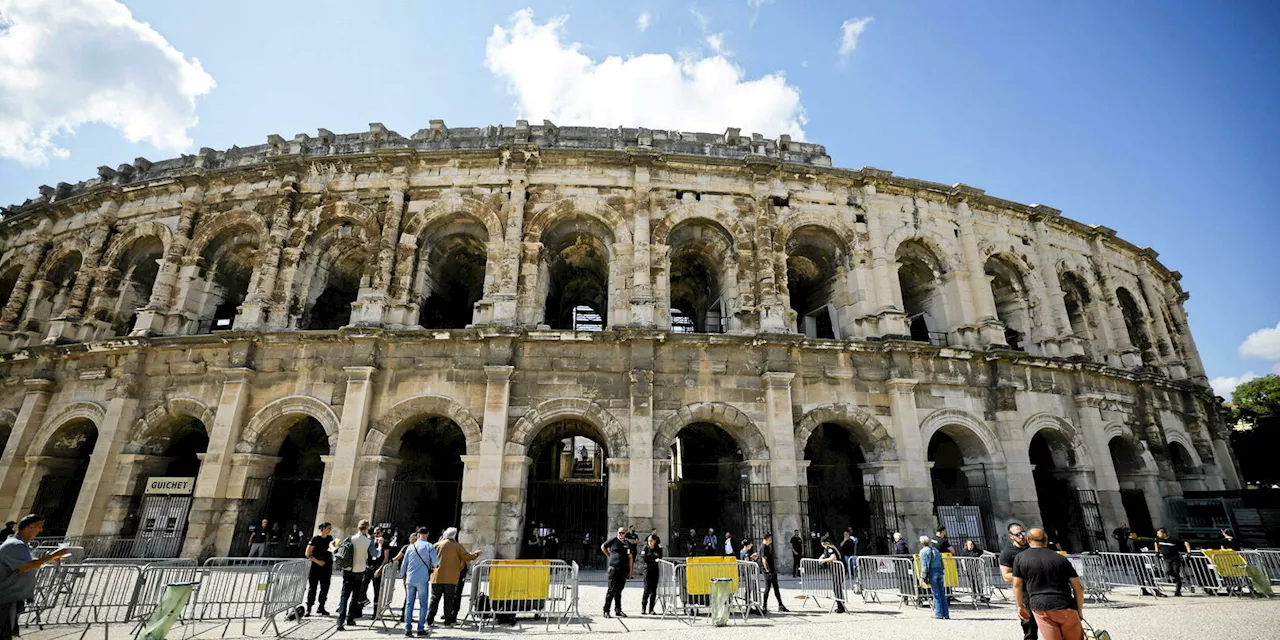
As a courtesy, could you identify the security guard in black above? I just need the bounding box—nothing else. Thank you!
[601,528,633,617]
[1155,528,1190,596]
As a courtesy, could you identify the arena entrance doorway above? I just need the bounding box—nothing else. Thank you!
[31,418,98,537]
[1029,430,1105,552]
[373,416,465,542]
[928,428,997,551]
[802,423,897,555]
[232,416,326,555]
[130,416,208,557]
[522,421,609,568]
[668,422,771,556]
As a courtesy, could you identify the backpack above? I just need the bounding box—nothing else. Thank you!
[333,536,354,570]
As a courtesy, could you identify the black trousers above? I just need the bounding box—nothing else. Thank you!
[337,570,364,623]
[1166,557,1184,593]
[0,602,16,640]
[306,564,330,610]
[427,582,457,624]
[791,553,801,577]
[642,571,659,612]
[604,566,627,613]
[1019,589,1037,639]
[764,572,784,609]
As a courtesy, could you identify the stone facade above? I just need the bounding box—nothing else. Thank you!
[0,121,1236,569]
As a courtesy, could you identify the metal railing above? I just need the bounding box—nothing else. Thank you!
[653,558,763,623]
[800,558,849,611]
[462,559,582,629]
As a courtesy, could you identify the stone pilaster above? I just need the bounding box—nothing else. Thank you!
[627,367,655,530]
[861,184,908,337]
[1073,394,1127,544]
[761,371,800,574]
[1088,229,1139,367]
[606,457,631,531]
[1139,260,1184,378]
[316,366,377,538]
[886,378,934,538]
[1029,211,1076,357]
[67,393,139,535]
[0,241,50,332]
[955,204,1003,348]
[44,201,117,342]
[0,379,55,521]
[136,189,203,335]
[236,183,295,329]
[630,167,656,327]
[183,367,254,557]
[461,365,513,556]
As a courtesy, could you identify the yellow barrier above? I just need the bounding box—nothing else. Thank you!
[915,552,959,588]
[1204,550,1248,578]
[685,557,739,595]
[489,559,551,602]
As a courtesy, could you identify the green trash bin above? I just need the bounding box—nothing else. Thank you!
[710,577,733,626]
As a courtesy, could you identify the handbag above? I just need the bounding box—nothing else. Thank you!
[1083,617,1111,640]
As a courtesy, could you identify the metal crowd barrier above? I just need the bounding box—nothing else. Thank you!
[1252,550,1280,585]
[982,552,1009,602]
[801,557,850,610]
[462,559,582,629]
[1067,554,1113,603]
[1096,552,1162,596]
[372,560,403,629]
[951,556,993,609]
[653,557,762,623]
[185,558,310,636]
[202,556,296,568]
[21,562,142,632]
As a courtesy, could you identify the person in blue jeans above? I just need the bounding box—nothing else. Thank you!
[399,527,439,637]
[919,536,949,620]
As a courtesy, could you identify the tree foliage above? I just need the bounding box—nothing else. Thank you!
[1231,374,1280,425]
[1228,374,1280,487]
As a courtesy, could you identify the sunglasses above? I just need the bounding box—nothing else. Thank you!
[1012,531,1027,537]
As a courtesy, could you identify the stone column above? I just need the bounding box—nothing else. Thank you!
[1029,210,1075,357]
[183,367,254,557]
[0,241,51,333]
[753,184,788,332]
[1139,260,1184,378]
[628,368,655,532]
[45,201,117,343]
[761,371,801,574]
[1073,395,1127,545]
[630,169,656,327]
[606,458,631,531]
[886,378,934,537]
[316,366,377,538]
[497,455,532,559]
[861,184,908,337]
[955,203,1003,347]
[0,379,55,520]
[236,184,295,329]
[1088,229,1139,367]
[67,393,139,535]
[136,189,203,335]
[652,458,671,543]
[1169,292,1207,382]
[461,365,513,556]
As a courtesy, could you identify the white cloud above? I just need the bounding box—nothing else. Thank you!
[705,32,731,56]
[1212,372,1259,399]
[1239,322,1280,360]
[839,17,874,57]
[636,11,651,32]
[484,9,806,140]
[747,0,773,28]
[690,7,710,31]
[0,0,215,166]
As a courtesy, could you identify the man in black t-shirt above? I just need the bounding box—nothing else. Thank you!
[600,527,633,618]
[1112,523,1131,553]
[1155,528,1191,596]
[305,523,334,616]
[932,526,952,555]
[1012,528,1084,640]
[760,533,789,613]
[999,522,1037,640]
[789,530,803,577]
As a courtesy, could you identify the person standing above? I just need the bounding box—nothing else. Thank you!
[601,527,633,618]
[817,536,847,613]
[723,532,735,557]
[789,530,803,577]
[962,540,984,557]
[0,515,72,640]
[248,519,269,557]
[932,526,953,555]
[1000,522,1037,640]
[1154,528,1191,597]
[268,522,284,557]
[687,529,699,557]
[336,520,379,631]
[639,535,663,614]
[428,527,481,626]
[1112,523,1132,553]
[893,532,910,555]
[1012,528,1085,640]
[305,523,335,616]
[919,535,949,620]
[287,525,302,558]
[1220,528,1241,551]
[399,527,438,637]
[761,533,789,613]
[703,529,718,558]
[839,530,858,578]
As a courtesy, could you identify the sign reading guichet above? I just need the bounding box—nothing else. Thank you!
[145,477,196,495]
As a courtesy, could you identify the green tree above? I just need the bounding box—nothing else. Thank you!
[1228,374,1280,486]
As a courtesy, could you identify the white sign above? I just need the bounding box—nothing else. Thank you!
[145,477,196,495]
[876,558,893,574]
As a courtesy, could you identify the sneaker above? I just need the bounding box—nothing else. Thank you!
[404,631,414,637]
[417,631,429,637]
[779,605,790,612]
[317,609,330,616]
[615,611,627,618]
[603,610,611,618]
[336,624,345,631]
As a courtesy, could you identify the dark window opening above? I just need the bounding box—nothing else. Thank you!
[419,235,487,329]
[545,232,609,331]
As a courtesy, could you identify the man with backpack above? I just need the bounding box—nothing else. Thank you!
[334,520,380,631]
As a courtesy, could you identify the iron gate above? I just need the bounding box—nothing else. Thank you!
[934,485,998,551]
[801,483,898,554]
[31,473,84,537]
[524,480,607,568]
[373,480,463,541]
[133,494,193,558]
[867,485,899,555]
[668,480,772,552]
[229,476,322,556]
[1066,489,1106,552]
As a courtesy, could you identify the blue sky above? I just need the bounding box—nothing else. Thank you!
[1,0,1277,394]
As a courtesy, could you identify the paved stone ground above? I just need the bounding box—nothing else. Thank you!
[18,573,1280,640]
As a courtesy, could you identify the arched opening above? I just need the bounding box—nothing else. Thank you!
[196,226,258,333]
[1167,441,1201,492]
[896,241,948,346]
[300,238,372,330]
[667,221,732,334]
[803,424,895,554]
[1028,430,1102,552]
[26,251,82,331]
[233,416,328,556]
[373,417,466,542]
[419,235,488,329]
[522,420,609,567]
[1116,287,1153,365]
[541,217,611,331]
[984,255,1032,351]
[668,422,769,555]
[124,417,209,557]
[1109,436,1155,538]
[101,236,164,336]
[928,427,997,550]
[0,264,22,315]
[786,226,846,339]
[31,418,99,537]
[1060,271,1096,361]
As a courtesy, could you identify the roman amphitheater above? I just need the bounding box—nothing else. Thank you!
[0,121,1236,569]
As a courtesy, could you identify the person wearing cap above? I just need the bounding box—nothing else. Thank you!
[601,526,633,618]
[399,527,438,637]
